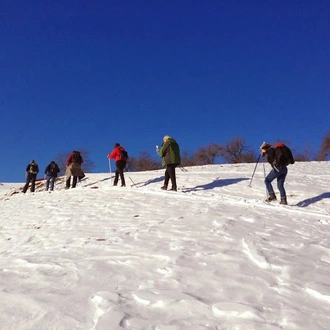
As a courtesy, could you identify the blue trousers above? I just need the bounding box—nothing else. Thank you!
[265,166,288,199]
[46,176,56,191]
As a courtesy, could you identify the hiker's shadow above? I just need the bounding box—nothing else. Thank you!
[83,176,113,187]
[136,176,164,187]
[296,192,330,207]
[183,177,249,192]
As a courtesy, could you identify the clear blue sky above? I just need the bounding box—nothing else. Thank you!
[1,0,329,182]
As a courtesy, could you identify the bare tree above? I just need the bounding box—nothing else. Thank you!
[180,150,197,167]
[240,151,259,163]
[54,152,69,175]
[317,132,330,161]
[294,143,315,162]
[219,137,256,163]
[55,148,95,175]
[127,152,160,171]
[293,153,308,162]
[193,143,222,165]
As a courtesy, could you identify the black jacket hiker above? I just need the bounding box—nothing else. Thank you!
[22,160,39,193]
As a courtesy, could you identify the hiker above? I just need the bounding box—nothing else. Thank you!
[260,142,288,205]
[65,151,84,189]
[158,135,181,191]
[107,143,128,187]
[44,161,60,191]
[22,160,39,193]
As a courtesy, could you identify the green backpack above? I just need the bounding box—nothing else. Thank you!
[29,162,38,174]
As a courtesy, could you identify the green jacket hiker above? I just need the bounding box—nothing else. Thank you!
[158,135,181,191]
[159,136,181,168]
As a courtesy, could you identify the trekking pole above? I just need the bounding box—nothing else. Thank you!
[128,176,137,187]
[108,158,113,185]
[125,162,137,187]
[179,165,188,172]
[248,154,261,187]
[263,163,268,200]
[262,162,267,227]
[108,158,112,173]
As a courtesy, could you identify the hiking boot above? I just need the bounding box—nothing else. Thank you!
[266,192,277,202]
[161,185,168,190]
[170,187,177,191]
[121,184,126,187]
[280,198,287,205]
[65,186,69,190]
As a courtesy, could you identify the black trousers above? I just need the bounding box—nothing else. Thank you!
[114,160,126,186]
[22,173,37,193]
[65,164,85,188]
[164,164,177,189]
[66,176,78,188]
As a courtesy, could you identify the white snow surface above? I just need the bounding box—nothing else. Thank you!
[0,162,330,330]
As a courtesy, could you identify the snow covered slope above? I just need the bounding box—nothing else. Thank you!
[0,162,329,329]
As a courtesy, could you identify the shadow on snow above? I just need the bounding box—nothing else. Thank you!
[83,176,113,187]
[183,177,249,192]
[295,192,330,207]
[135,176,164,188]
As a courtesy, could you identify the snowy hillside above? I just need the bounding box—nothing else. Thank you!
[0,162,330,329]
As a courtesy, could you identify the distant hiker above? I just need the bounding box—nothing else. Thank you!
[65,151,84,189]
[44,161,60,191]
[158,135,181,191]
[22,160,39,193]
[107,143,128,187]
[261,142,290,205]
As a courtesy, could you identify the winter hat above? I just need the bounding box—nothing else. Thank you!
[163,135,171,142]
[114,143,120,147]
[260,142,271,150]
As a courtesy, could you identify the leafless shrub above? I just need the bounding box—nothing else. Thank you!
[127,152,160,171]
[317,132,330,161]
[181,150,197,167]
[193,143,222,165]
[241,151,258,163]
[219,137,257,163]
[294,143,314,162]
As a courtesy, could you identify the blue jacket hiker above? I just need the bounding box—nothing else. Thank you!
[44,161,60,191]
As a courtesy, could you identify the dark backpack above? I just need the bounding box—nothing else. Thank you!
[120,149,128,160]
[72,151,82,163]
[50,163,60,173]
[275,143,295,166]
[29,162,38,174]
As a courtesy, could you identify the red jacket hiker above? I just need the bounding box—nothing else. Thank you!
[66,152,84,166]
[107,145,128,162]
[107,143,127,187]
